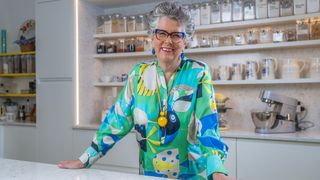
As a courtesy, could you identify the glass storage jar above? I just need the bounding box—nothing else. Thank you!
[307,0,320,13]
[259,27,273,43]
[310,18,320,39]
[135,37,145,52]
[256,0,268,19]
[191,3,201,26]
[104,15,112,34]
[221,0,232,22]
[244,0,256,20]
[280,0,293,16]
[136,14,147,31]
[285,24,297,41]
[127,38,136,52]
[235,33,247,45]
[273,27,285,42]
[112,13,121,33]
[96,41,106,54]
[144,37,152,52]
[127,15,136,32]
[268,0,280,18]
[233,0,244,21]
[119,16,127,32]
[211,34,220,47]
[296,19,310,40]
[106,40,117,53]
[211,0,221,24]
[20,55,27,73]
[293,0,306,15]
[117,39,126,53]
[96,15,106,34]
[199,34,211,48]
[13,55,21,73]
[200,2,211,25]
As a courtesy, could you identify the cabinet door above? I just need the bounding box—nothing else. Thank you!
[35,0,75,78]
[73,129,139,174]
[237,139,320,180]
[3,126,36,161]
[36,81,74,163]
[223,138,237,177]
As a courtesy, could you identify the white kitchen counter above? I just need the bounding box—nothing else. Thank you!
[0,158,161,180]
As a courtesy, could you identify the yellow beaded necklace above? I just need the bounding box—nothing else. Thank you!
[156,67,178,128]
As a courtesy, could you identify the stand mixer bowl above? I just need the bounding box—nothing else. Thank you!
[251,111,277,129]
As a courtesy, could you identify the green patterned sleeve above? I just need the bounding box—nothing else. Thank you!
[79,65,138,168]
[194,65,229,177]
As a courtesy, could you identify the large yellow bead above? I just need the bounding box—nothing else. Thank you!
[158,112,168,127]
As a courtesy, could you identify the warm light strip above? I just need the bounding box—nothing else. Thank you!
[75,0,79,125]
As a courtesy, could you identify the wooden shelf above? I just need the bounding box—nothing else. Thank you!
[93,78,320,87]
[94,39,320,59]
[195,13,320,32]
[0,93,36,97]
[0,51,35,56]
[94,30,148,39]
[0,73,36,77]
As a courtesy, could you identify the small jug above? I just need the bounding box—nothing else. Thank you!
[246,60,260,80]
[261,58,278,80]
[282,59,305,79]
[310,58,320,78]
[218,65,231,80]
[231,63,244,80]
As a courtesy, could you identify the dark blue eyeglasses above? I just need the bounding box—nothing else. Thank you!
[154,29,186,43]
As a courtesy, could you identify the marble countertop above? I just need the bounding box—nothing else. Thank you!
[0,158,160,180]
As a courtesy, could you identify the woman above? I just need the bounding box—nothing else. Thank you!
[59,1,231,179]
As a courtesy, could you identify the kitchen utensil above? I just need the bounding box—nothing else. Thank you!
[261,58,278,79]
[246,60,260,80]
[281,58,305,79]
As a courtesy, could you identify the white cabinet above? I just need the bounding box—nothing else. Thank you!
[35,0,76,78]
[223,138,237,177]
[237,139,320,180]
[0,125,3,158]
[73,129,139,174]
[3,125,36,161]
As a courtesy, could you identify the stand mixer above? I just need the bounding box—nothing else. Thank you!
[251,90,304,134]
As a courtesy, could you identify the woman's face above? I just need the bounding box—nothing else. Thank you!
[152,16,187,65]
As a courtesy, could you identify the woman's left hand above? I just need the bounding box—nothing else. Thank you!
[213,173,237,180]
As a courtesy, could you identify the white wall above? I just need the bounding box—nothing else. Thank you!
[0,125,3,158]
[0,0,35,52]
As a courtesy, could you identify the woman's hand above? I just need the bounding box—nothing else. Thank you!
[57,160,84,169]
[213,173,237,180]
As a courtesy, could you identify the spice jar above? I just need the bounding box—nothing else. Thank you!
[211,0,221,24]
[200,2,211,25]
[256,0,268,19]
[106,40,117,53]
[222,35,235,46]
[135,37,145,51]
[112,13,121,33]
[235,33,247,45]
[244,0,256,20]
[127,16,136,32]
[189,35,199,49]
[127,38,136,52]
[307,0,320,13]
[233,0,244,21]
[273,28,285,42]
[293,0,306,15]
[191,4,201,26]
[144,37,152,52]
[221,0,232,22]
[199,34,211,48]
[259,27,273,43]
[211,34,220,47]
[296,19,310,40]
[97,41,106,54]
[117,39,126,53]
[286,25,296,41]
[246,29,259,44]
[104,15,112,34]
[268,0,280,18]
[119,16,127,32]
[280,0,293,16]
[136,14,146,31]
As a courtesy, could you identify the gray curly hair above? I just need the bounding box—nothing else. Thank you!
[148,1,195,40]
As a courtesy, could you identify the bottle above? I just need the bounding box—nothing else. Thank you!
[221,0,232,22]
[25,99,32,116]
[112,13,121,33]
[18,105,26,121]
[244,0,256,20]
[1,29,7,53]
[200,2,211,25]
[127,16,136,32]
[136,14,147,31]
[191,4,201,26]
[104,15,112,34]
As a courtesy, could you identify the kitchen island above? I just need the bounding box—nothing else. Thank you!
[0,158,160,180]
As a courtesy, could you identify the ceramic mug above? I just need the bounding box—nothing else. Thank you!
[282,59,305,79]
[232,63,244,80]
[246,60,260,80]
[261,58,278,80]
